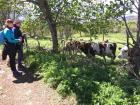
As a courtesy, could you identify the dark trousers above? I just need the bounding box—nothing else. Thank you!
[3,43,17,72]
[17,45,23,66]
[2,45,8,60]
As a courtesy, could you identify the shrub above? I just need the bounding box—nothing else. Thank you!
[24,50,140,105]
[92,82,128,105]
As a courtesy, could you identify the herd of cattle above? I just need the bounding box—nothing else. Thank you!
[63,40,131,61]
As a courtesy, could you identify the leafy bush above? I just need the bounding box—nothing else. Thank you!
[24,50,140,105]
[92,82,128,105]
[57,80,72,97]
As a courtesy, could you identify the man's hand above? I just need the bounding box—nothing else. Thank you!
[19,37,23,43]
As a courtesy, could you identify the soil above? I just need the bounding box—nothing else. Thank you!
[0,58,77,105]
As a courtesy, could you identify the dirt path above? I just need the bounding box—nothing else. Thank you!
[0,59,76,105]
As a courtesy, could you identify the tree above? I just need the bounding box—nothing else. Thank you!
[0,0,27,28]
[26,0,58,52]
[25,0,84,51]
[108,0,140,78]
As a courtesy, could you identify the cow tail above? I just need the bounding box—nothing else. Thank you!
[113,43,117,52]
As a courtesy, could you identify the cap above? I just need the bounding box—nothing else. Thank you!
[14,20,21,24]
[5,19,13,23]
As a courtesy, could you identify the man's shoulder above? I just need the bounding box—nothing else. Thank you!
[4,28,10,33]
[4,28,8,31]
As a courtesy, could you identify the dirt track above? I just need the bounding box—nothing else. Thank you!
[0,59,76,105]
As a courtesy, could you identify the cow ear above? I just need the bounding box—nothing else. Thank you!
[118,47,122,50]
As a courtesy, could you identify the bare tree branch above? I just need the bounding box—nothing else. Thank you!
[131,10,138,14]
[119,0,136,44]
[122,15,136,44]
[54,0,65,22]
[136,0,138,4]
[26,0,39,5]
[130,0,138,10]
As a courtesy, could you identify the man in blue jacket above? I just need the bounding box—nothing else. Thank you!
[3,19,22,78]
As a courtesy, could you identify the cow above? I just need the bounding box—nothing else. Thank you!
[77,41,117,61]
[63,40,81,54]
[77,42,96,57]
[118,46,133,59]
[117,45,140,78]
[118,45,135,65]
[91,42,117,61]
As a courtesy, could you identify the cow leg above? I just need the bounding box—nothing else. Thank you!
[68,48,70,55]
[103,56,106,63]
[110,53,116,63]
[89,54,95,61]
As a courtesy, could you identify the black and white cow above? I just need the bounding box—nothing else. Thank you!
[91,42,117,61]
[78,41,117,61]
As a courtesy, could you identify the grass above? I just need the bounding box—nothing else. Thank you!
[72,32,132,55]
[26,38,52,48]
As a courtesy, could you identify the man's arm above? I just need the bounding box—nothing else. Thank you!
[4,30,20,43]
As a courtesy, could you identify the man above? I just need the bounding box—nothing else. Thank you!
[13,20,26,69]
[3,19,22,77]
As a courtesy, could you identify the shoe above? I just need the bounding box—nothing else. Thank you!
[18,64,26,71]
[13,71,22,78]
[18,64,25,69]
[2,54,7,61]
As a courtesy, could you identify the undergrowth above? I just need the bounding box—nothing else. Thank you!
[24,49,140,105]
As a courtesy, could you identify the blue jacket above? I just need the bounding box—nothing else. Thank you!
[4,27,20,44]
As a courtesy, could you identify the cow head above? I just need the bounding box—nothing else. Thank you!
[104,43,117,60]
[118,46,128,59]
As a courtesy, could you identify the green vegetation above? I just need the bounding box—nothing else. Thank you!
[0,0,140,104]
[22,33,140,105]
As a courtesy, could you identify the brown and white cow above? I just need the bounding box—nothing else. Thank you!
[77,41,117,61]
[77,42,96,57]
[63,40,81,54]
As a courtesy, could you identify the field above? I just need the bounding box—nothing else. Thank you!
[25,32,129,55]
[1,33,140,105]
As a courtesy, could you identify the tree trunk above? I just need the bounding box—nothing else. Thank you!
[38,0,58,52]
[137,0,140,44]
[131,0,140,77]
[46,17,58,52]
[27,0,58,52]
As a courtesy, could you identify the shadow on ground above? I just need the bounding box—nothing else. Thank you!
[13,67,42,84]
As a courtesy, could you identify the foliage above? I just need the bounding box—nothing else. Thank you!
[21,16,49,38]
[92,83,128,105]
[0,0,27,27]
[25,0,122,40]
[24,45,140,105]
